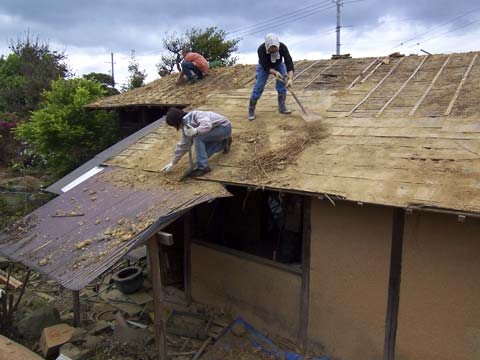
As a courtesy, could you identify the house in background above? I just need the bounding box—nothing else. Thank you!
[2,51,480,360]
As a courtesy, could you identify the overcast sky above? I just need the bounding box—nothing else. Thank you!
[1,0,479,88]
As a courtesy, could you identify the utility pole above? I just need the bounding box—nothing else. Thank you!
[110,52,115,88]
[333,0,343,55]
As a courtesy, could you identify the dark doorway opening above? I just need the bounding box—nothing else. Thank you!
[191,186,304,266]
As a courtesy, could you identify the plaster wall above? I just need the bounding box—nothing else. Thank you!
[308,200,392,360]
[396,212,480,360]
[191,242,301,339]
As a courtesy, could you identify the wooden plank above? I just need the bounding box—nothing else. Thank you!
[0,271,22,290]
[72,290,80,327]
[183,212,192,305]
[0,335,44,360]
[346,58,405,117]
[376,56,429,117]
[444,53,479,116]
[347,57,380,89]
[383,208,405,360]
[147,236,167,360]
[297,197,311,350]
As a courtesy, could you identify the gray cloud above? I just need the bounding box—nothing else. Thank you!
[1,0,479,83]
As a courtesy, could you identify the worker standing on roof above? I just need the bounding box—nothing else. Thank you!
[161,108,232,177]
[248,33,294,121]
[176,48,209,84]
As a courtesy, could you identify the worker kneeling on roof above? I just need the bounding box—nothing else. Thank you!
[176,48,209,84]
[161,108,232,177]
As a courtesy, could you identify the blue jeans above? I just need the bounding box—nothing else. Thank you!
[181,62,203,80]
[250,62,287,100]
[194,124,232,169]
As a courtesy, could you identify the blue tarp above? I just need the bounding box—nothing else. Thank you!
[211,316,329,360]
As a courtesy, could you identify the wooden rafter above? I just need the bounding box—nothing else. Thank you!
[444,53,478,116]
[303,59,340,88]
[409,55,451,116]
[265,59,312,87]
[347,57,380,89]
[360,61,383,84]
[376,56,429,117]
[293,59,323,80]
[345,57,405,117]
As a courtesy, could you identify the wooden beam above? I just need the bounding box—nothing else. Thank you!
[157,231,174,246]
[383,208,405,360]
[409,55,451,116]
[297,196,312,350]
[444,53,478,116]
[347,57,380,89]
[147,236,168,360]
[376,56,429,117]
[72,290,80,327]
[184,212,192,305]
[346,57,405,117]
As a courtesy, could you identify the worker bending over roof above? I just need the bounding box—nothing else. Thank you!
[161,108,232,177]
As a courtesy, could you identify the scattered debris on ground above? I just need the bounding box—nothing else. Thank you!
[0,260,326,360]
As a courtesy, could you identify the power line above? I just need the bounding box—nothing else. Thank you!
[227,5,335,37]
[392,6,480,48]
[227,0,331,35]
[409,18,480,48]
[227,2,335,39]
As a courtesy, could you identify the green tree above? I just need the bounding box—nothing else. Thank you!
[83,72,119,96]
[0,34,69,118]
[123,50,146,90]
[14,78,119,176]
[156,27,240,76]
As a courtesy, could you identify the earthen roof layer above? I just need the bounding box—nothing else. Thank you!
[103,51,480,213]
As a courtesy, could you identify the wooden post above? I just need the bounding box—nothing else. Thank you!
[383,208,405,360]
[184,212,192,305]
[147,236,168,360]
[298,197,312,350]
[72,290,80,327]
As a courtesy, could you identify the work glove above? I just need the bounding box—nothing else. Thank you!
[161,162,174,172]
[275,72,283,81]
[286,77,293,88]
[184,124,198,137]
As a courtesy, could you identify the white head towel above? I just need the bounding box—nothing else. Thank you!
[265,33,281,63]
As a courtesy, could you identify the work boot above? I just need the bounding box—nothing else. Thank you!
[188,166,211,177]
[223,136,232,154]
[248,99,257,121]
[278,94,291,114]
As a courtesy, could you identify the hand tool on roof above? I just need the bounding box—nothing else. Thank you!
[178,137,196,181]
[278,78,322,122]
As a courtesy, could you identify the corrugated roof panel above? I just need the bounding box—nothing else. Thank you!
[0,167,229,290]
[46,118,165,194]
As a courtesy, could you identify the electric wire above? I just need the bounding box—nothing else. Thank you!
[228,0,363,40]
[392,6,480,48]
[227,0,331,35]
[227,2,336,39]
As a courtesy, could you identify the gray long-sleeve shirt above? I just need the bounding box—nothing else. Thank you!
[171,110,230,164]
